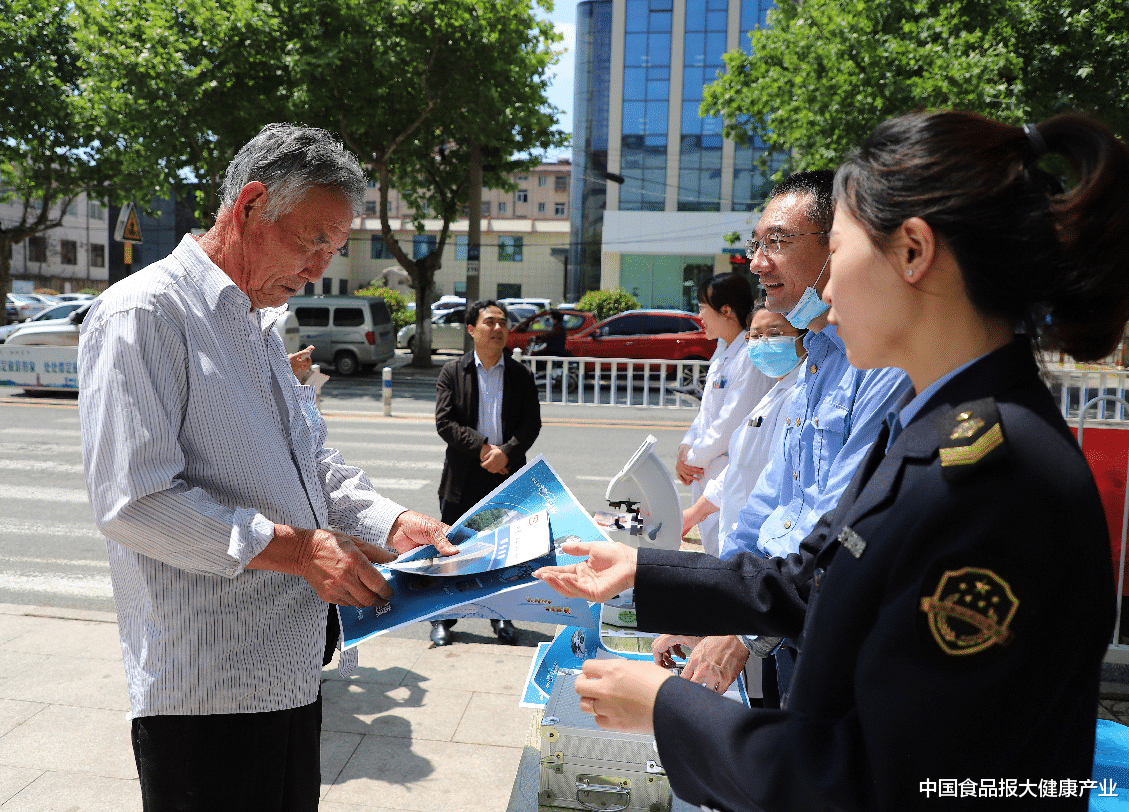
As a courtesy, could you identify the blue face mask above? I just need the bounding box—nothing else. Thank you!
[785,254,832,329]
[747,336,801,378]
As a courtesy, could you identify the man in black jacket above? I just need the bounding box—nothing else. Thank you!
[431,299,542,645]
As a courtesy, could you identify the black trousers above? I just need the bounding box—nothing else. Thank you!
[131,695,322,812]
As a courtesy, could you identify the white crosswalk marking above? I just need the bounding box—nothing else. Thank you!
[0,427,82,439]
[0,519,101,538]
[0,570,113,599]
[0,484,90,503]
[0,459,85,474]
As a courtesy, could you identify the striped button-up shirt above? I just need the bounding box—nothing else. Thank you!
[79,235,405,718]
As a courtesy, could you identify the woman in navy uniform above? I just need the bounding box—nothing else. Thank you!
[534,110,1129,810]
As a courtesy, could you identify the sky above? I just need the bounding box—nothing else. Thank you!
[541,1,576,159]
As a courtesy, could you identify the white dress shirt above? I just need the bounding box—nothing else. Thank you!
[79,235,405,718]
[474,351,505,446]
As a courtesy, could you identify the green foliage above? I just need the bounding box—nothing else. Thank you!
[701,0,1129,175]
[355,286,413,330]
[74,0,294,224]
[575,289,640,322]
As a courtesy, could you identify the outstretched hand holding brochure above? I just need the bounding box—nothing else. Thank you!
[338,456,609,649]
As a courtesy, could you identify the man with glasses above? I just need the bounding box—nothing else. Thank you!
[655,171,911,707]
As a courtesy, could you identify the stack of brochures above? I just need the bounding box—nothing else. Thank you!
[338,456,608,650]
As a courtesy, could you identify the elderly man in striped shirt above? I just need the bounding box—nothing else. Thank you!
[79,124,454,812]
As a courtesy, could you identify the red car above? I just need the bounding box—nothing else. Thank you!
[564,309,716,379]
[505,308,597,353]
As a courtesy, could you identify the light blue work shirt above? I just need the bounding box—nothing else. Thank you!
[720,324,913,560]
[886,354,982,450]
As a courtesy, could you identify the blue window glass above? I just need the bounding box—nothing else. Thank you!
[622,102,646,134]
[624,33,648,66]
[648,65,670,80]
[685,0,707,29]
[649,0,672,10]
[412,234,436,260]
[645,101,668,133]
[625,0,648,31]
[371,235,392,260]
[624,67,647,100]
[705,32,727,65]
[707,11,727,31]
[702,115,724,136]
[682,100,703,133]
[646,31,671,64]
[685,31,706,66]
[683,66,705,99]
[455,235,468,261]
[708,0,728,10]
[646,78,669,101]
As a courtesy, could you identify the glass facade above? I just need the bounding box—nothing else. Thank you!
[678,0,726,211]
[569,0,614,300]
[619,0,673,212]
[569,0,785,298]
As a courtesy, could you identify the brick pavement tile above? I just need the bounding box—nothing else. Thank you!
[453,691,539,748]
[0,771,141,812]
[0,651,129,711]
[0,704,136,780]
[324,734,523,812]
[321,678,472,741]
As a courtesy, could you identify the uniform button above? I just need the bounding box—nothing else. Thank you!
[786,418,792,426]
[792,471,798,480]
[813,567,825,589]
[813,417,819,426]
[810,363,818,374]
[784,520,792,529]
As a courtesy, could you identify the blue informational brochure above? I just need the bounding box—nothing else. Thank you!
[338,456,610,649]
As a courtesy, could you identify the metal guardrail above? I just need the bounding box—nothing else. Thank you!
[517,352,708,408]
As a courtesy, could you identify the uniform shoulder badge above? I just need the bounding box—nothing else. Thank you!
[919,566,1019,657]
[935,397,1008,481]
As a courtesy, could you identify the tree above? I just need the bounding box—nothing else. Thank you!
[289,0,568,366]
[701,0,1129,174]
[0,2,163,325]
[74,0,295,225]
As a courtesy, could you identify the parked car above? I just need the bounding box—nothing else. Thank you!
[397,306,526,353]
[5,301,91,346]
[0,301,87,344]
[564,309,716,384]
[504,308,597,353]
[55,293,95,302]
[286,295,396,375]
[6,293,55,323]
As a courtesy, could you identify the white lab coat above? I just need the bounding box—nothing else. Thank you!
[681,339,773,556]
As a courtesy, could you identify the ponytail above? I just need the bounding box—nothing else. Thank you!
[1038,115,1129,360]
[835,110,1129,361]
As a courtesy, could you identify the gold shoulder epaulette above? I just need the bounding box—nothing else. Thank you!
[936,398,1008,481]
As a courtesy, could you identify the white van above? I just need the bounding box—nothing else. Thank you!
[286,295,396,376]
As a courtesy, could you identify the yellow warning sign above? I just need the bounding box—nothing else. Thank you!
[114,202,143,244]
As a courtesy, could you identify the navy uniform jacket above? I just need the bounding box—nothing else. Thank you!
[435,350,541,514]
[635,338,1114,811]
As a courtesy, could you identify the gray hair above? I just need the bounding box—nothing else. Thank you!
[220,123,367,220]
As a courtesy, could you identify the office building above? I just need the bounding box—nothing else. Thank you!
[569,0,782,308]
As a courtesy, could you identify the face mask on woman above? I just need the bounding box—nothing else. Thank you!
[747,335,801,377]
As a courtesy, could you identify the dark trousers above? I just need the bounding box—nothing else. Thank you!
[131,695,322,812]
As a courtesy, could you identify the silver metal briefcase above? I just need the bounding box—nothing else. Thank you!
[538,672,672,812]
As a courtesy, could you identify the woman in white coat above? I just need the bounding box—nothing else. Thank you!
[676,273,772,556]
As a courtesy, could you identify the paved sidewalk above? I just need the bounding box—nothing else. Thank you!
[0,602,555,812]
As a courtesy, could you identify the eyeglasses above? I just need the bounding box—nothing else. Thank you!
[745,328,797,344]
[745,231,829,259]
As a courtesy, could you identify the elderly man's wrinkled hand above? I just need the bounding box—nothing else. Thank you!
[388,510,457,557]
[679,635,750,693]
[298,529,394,608]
